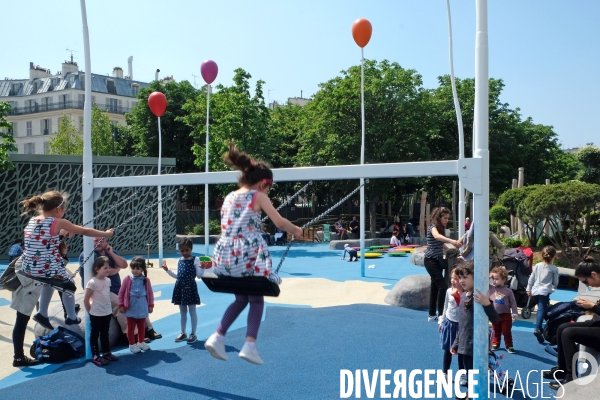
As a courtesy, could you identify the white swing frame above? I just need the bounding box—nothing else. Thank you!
[79,1,490,397]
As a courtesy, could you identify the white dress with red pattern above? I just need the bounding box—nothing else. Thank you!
[21,216,67,279]
[212,190,280,284]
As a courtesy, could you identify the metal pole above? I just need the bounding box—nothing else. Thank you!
[157,116,163,269]
[79,0,94,360]
[205,84,210,255]
[360,48,366,277]
[473,1,490,398]
[446,0,467,240]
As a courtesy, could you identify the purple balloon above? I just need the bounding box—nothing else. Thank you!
[201,60,218,84]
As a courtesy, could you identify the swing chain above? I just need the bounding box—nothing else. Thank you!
[262,181,312,223]
[275,180,368,273]
[76,186,180,275]
[81,188,143,227]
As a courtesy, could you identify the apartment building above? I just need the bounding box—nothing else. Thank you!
[0,58,149,154]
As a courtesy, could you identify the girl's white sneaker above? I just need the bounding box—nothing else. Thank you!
[204,333,228,361]
[129,344,141,354]
[138,342,151,351]
[238,342,263,365]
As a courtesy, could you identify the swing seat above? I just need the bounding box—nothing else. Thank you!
[17,270,76,295]
[202,275,281,297]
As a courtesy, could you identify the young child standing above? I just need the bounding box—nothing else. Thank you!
[20,190,113,331]
[451,260,499,393]
[83,256,119,366]
[162,237,204,344]
[204,144,303,365]
[526,245,559,344]
[489,267,518,353]
[118,256,154,353]
[438,268,463,379]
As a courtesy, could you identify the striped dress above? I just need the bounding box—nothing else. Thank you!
[212,190,280,284]
[21,216,66,279]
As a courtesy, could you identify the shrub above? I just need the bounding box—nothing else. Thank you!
[187,220,222,235]
[501,237,523,248]
[536,235,553,248]
[489,221,501,234]
[489,205,509,223]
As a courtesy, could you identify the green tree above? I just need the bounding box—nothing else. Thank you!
[0,102,17,170]
[181,68,272,204]
[91,105,115,156]
[47,114,83,155]
[577,145,600,183]
[518,181,600,258]
[498,185,543,244]
[296,60,432,235]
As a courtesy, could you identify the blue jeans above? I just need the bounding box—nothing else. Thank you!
[534,294,550,331]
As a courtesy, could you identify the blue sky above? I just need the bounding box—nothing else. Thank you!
[3,0,598,149]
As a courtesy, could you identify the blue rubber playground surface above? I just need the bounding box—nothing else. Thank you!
[0,243,572,399]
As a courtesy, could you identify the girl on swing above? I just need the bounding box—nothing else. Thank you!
[19,190,113,330]
[204,144,303,365]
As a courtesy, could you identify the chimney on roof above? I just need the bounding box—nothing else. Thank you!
[127,56,133,80]
[29,62,52,79]
[62,60,79,76]
[112,67,123,79]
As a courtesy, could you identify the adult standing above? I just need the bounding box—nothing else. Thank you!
[10,258,42,366]
[79,237,162,342]
[546,256,600,389]
[424,207,462,322]
[349,216,359,239]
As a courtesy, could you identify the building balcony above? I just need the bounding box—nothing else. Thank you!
[7,101,131,116]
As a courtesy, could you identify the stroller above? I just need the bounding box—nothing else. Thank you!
[502,248,533,318]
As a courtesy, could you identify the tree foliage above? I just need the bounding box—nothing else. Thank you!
[0,102,17,170]
[577,145,600,184]
[47,114,83,155]
[518,181,600,258]
[497,185,543,244]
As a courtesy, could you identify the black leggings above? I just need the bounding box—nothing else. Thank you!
[424,256,447,317]
[13,311,30,359]
[90,314,112,357]
[443,349,453,372]
[557,320,600,378]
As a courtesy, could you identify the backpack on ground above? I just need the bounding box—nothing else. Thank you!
[30,326,85,364]
[542,301,585,345]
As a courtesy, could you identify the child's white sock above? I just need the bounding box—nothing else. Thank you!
[216,333,225,342]
[245,341,256,349]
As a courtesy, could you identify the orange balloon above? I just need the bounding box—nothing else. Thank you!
[352,18,372,48]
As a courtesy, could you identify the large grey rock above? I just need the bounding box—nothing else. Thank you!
[385,275,431,310]
[410,248,426,266]
[34,293,123,348]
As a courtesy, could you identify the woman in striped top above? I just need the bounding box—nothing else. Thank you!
[424,207,462,322]
[19,190,113,331]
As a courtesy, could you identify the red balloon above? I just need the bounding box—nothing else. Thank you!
[148,91,167,117]
[352,18,372,48]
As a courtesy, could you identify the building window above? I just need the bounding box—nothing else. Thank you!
[107,80,116,94]
[41,96,52,111]
[11,122,17,137]
[26,121,32,136]
[24,143,35,154]
[41,119,51,135]
[59,94,68,109]
[44,142,50,154]
[108,98,118,113]
[132,84,139,97]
